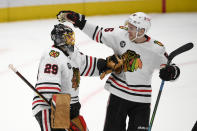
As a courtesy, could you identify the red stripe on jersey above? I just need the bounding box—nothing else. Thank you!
[96,30,100,42]
[109,77,152,92]
[44,110,49,131]
[32,100,46,105]
[52,95,57,102]
[85,56,92,76]
[36,87,61,92]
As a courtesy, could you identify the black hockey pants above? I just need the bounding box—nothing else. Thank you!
[103,94,150,131]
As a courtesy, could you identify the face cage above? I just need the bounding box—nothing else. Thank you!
[54,31,75,51]
[63,32,75,46]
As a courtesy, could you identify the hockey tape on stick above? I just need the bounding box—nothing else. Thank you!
[8,64,51,105]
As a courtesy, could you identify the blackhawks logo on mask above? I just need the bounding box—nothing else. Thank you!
[49,50,60,58]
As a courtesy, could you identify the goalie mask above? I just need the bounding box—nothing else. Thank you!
[51,24,75,52]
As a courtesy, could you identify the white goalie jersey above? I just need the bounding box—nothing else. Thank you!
[82,22,168,103]
[32,46,100,115]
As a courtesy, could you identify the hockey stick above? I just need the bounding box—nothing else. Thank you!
[8,64,51,105]
[9,64,84,130]
[148,42,194,131]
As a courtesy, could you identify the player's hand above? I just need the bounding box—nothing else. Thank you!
[97,58,110,79]
[57,10,86,30]
[159,64,180,81]
[106,54,123,74]
[97,54,123,80]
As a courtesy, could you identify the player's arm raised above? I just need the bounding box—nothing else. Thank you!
[57,10,118,50]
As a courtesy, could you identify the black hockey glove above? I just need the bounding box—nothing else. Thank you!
[70,102,81,120]
[159,64,180,81]
[97,58,109,75]
[57,10,86,30]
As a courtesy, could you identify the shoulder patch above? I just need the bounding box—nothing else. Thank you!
[154,40,164,46]
[119,26,128,31]
[120,41,126,48]
[49,50,60,58]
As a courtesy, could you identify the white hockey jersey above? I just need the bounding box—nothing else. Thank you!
[32,46,100,115]
[82,22,168,103]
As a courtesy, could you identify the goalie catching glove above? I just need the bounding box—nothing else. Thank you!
[97,50,142,80]
[57,10,86,30]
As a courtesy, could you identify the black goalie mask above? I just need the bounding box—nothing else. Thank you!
[51,24,75,52]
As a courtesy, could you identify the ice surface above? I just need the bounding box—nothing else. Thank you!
[0,13,197,131]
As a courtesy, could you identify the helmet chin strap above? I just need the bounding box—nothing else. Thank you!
[130,27,145,42]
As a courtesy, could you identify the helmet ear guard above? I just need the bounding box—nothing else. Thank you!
[51,24,75,52]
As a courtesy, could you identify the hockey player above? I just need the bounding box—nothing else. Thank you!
[57,11,181,131]
[33,23,120,131]
[192,121,197,131]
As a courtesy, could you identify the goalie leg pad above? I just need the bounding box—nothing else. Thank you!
[51,94,71,129]
[70,115,88,131]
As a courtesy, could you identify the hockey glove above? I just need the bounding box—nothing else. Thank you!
[159,64,180,81]
[97,54,123,80]
[97,50,143,80]
[57,10,86,30]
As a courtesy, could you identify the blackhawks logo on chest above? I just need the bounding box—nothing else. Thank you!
[122,50,143,72]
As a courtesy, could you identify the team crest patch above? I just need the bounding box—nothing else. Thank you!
[120,41,126,48]
[72,67,80,90]
[49,50,60,58]
[154,40,164,46]
[119,26,128,31]
[122,50,143,72]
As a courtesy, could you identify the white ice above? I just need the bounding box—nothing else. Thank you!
[0,13,197,131]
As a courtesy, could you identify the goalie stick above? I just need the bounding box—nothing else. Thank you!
[148,42,194,131]
[8,64,51,105]
[9,64,83,130]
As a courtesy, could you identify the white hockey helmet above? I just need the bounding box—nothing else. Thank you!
[127,12,151,33]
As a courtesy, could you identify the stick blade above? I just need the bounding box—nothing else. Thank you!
[168,42,194,63]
